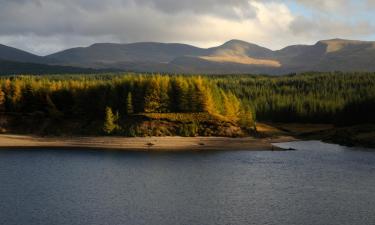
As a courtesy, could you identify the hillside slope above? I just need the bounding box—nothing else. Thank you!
[0,39,375,74]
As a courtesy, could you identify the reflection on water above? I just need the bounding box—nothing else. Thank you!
[0,141,374,225]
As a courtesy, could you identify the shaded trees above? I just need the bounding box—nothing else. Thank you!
[0,87,5,112]
[126,92,134,115]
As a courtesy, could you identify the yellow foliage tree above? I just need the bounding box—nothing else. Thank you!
[222,91,241,122]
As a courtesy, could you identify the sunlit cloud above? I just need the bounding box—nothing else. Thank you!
[0,0,374,55]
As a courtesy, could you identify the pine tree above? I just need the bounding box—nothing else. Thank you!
[171,77,189,112]
[126,92,134,115]
[103,107,118,135]
[159,78,170,113]
[46,94,63,119]
[144,78,161,113]
[0,87,5,112]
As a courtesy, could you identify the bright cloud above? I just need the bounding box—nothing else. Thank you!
[0,0,374,55]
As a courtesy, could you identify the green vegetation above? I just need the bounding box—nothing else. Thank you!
[0,72,374,137]
[212,72,375,124]
[0,74,249,136]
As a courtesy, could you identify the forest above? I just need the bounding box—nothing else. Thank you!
[0,72,374,136]
[0,74,253,136]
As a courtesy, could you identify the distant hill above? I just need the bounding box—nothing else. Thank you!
[0,44,45,64]
[1,38,375,74]
[0,60,117,75]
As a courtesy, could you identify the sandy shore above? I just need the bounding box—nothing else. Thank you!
[0,135,297,151]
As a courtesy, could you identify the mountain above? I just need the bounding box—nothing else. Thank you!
[0,44,45,64]
[275,39,375,72]
[1,38,375,74]
[46,42,207,68]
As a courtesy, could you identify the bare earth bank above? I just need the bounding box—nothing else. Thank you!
[0,135,297,151]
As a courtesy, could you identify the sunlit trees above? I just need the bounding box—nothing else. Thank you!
[143,78,162,113]
[194,77,216,114]
[11,79,22,110]
[239,106,255,130]
[222,91,241,122]
[1,72,374,135]
[103,106,119,135]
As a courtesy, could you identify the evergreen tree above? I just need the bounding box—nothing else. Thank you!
[126,92,134,115]
[0,87,5,112]
[159,78,170,113]
[171,77,189,112]
[144,78,161,113]
[46,94,63,119]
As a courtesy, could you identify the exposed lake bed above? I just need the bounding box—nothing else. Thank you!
[0,135,297,151]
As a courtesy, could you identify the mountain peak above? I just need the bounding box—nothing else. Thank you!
[220,40,260,49]
[224,39,251,45]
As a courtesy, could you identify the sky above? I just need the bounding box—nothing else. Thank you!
[0,0,374,55]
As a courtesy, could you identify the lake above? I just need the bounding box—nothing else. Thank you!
[0,141,374,225]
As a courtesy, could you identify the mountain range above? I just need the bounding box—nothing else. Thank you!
[1,38,375,75]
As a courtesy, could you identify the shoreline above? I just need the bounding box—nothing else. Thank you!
[0,135,297,152]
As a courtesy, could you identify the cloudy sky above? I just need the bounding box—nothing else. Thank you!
[0,0,374,55]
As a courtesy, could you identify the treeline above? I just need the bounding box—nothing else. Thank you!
[0,72,374,136]
[0,75,253,135]
[213,72,375,124]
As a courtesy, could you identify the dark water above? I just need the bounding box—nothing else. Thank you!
[0,141,374,225]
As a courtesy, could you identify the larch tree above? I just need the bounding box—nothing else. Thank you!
[195,79,216,114]
[103,106,119,135]
[11,80,22,110]
[222,91,241,122]
[239,106,255,130]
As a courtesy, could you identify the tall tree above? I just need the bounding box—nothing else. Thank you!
[171,77,189,112]
[144,78,161,113]
[222,91,241,122]
[239,106,255,130]
[195,79,216,114]
[0,87,5,112]
[46,94,63,119]
[103,106,119,135]
[11,80,22,110]
[126,92,134,115]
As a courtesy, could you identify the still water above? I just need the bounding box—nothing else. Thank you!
[0,141,374,225]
